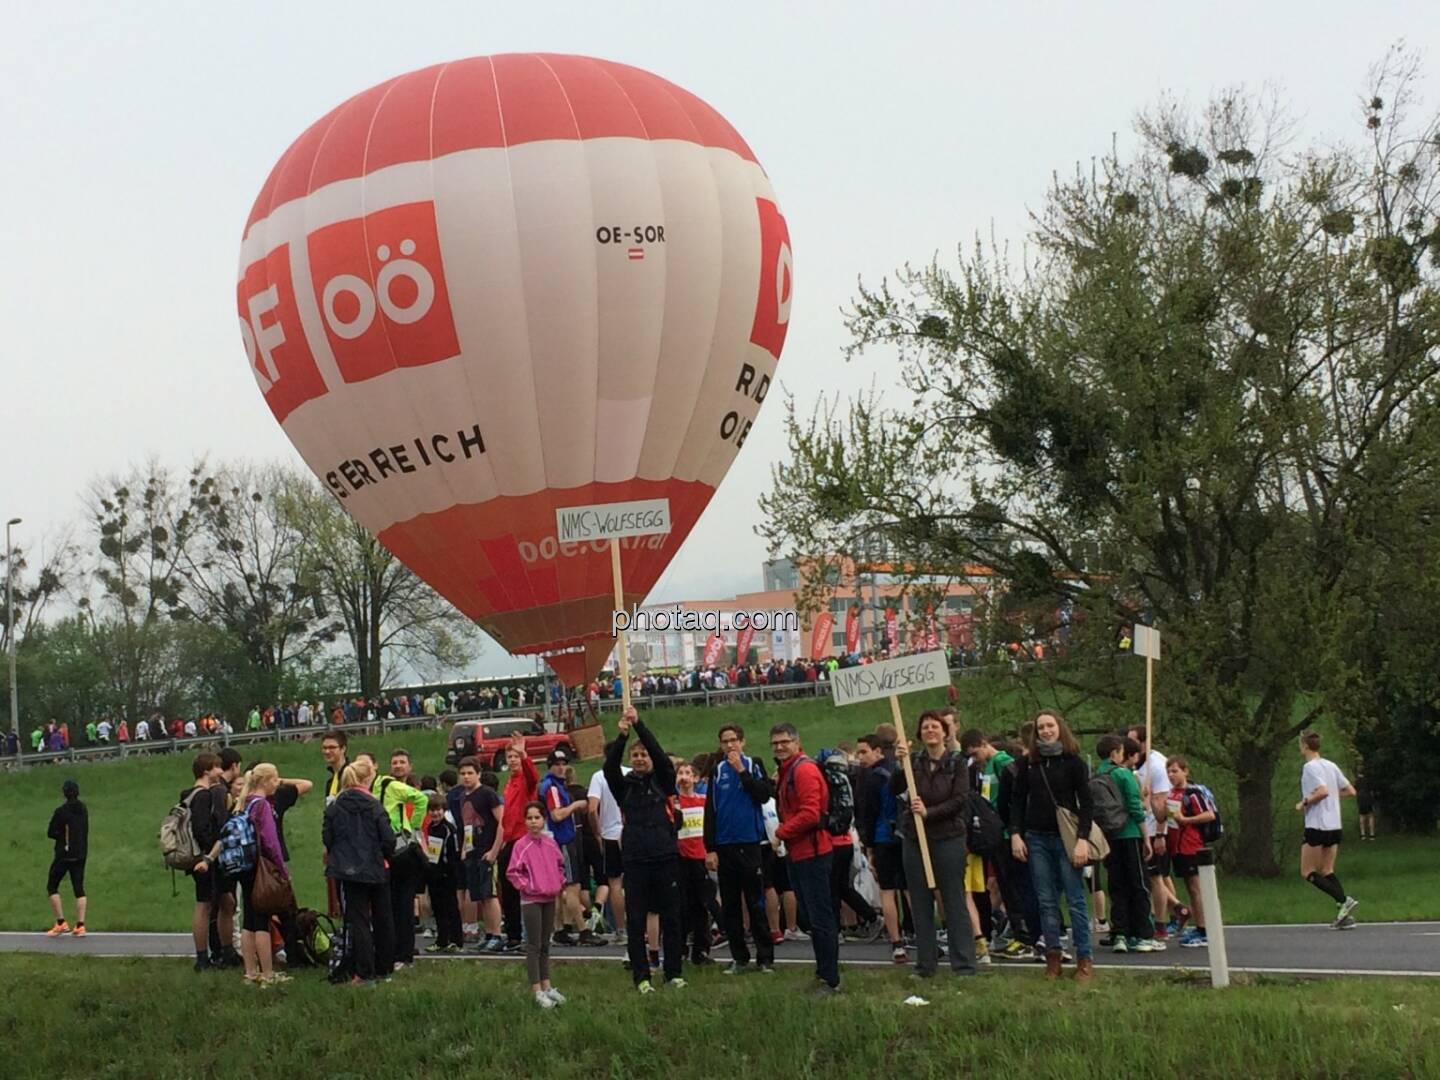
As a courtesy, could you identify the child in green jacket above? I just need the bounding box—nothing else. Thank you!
[1096,735,1160,952]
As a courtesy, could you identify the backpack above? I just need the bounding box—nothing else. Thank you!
[964,790,1005,857]
[1090,770,1132,838]
[159,788,206,872]
[217,809,258,876]
[816,754,855,836]
[1188,783,1223,844]
[289,908,335,968]
[784,755,850,837]
[326,915,351,983]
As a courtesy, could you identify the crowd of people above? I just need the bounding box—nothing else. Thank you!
[22,592,1370,1005]
[38,705,1365,1000]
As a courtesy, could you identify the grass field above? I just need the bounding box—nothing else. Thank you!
[1,956,1436,1079]
[2,683,1434,932]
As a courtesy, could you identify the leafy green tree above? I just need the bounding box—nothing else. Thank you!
[279,476,477,698]
[762,53,1440,874]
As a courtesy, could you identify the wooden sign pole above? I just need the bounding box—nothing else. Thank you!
[610,538,632,711]
[1144,651,1153,754]
[890,695,936,890]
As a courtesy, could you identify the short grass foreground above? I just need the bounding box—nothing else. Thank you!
[1,957,1436,1079]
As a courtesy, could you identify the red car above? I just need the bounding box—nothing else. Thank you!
[445,717,575,770]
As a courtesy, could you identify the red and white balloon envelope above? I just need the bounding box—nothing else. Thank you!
[237,54,792,684]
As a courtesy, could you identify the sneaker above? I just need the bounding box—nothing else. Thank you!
[723,961,750,976]
[534,989,556,1009]
[444,943,462,954]
[1337,897,1359,923]
[552,929,579,947]
[976,950,993,966]
[1174,905,1192,933]
[1153,925,1169,941]
[892,944,908,964]
[771,930,784,945]
[263,972,292,985]
[545,987,567,1005]
[481,937,505,953]
[937,929,949,947]
[973,937,988,960]
[1132,938,1164,953]
[1098,936,1117,949]
[784,928,809,942]
[422,926,437,938]
[424,943,445,954]
[193,957,213,973]
[577,929,606,947]
[1164,920,1180,937]
[1335,915,1358,931]
[71,925,87,938]
[1000,939,1030,960]
[46,922,71,937]
[812,982,841,998]
[637,980,656,995]
[1180,931,1208,949]
[1095,919,1111,935]
[1112,938,1130,953]
[755,962,776,974]
[500,939,523,953]
[668,977,688,990]
[611,929,628,946]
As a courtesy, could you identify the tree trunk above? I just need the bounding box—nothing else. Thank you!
[1234,742,1280,876]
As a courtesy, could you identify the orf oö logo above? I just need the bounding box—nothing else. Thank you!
[306,201,460,383]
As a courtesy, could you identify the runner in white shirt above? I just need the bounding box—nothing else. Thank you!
[587,760,632,943]
[1126,726,1184,936]
[1296,730,1359,928]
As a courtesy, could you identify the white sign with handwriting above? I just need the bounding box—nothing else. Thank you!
[555,499,672,542]
[830,650,951,707]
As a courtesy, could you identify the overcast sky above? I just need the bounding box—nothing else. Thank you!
[3,3,1431,676]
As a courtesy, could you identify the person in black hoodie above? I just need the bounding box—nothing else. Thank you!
[45,779,88,937]
[323,763,397,985]
[1008,710,1095,981]
[603,706,684,993]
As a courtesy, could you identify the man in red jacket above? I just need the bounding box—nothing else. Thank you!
[496,732,539,951]
[771,722,840,994]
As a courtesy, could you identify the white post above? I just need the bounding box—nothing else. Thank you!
[6,517,20,762]
[1195,849,1228,989]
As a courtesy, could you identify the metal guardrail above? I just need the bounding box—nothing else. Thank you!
[0,663,994,771]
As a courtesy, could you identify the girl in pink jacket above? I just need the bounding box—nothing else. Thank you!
[506,802,568,1008]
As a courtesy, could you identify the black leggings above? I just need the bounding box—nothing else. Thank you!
[238,869,269,933]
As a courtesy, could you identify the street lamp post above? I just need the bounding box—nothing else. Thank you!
[6,517,20,761]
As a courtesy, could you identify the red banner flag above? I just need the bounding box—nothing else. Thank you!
[844,604,860,654]
[810,612,835,658]
[702,632,725,669]
[735,621,756,665]
[885,607,898,651]
[922,605,940,651]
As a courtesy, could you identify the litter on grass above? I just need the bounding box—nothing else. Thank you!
[903,996,929,1007]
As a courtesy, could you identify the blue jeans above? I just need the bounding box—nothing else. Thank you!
[787,853,839,987]
[1026,830,1092,958]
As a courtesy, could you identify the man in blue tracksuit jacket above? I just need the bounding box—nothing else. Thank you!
[703,722,775,971]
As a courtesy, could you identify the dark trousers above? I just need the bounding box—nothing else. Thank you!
[788,852,839,988]
[428,873,463,948]
[1104,836,1154,942]
[717,843,773,966]
[624,858,683,984]
[902,834,977,976]
[497,840,523,943]
[994,845,1040,946]
[341,880,385,980]
[389,852,421,964]
[830,844,877,927]
[678,858,713,960]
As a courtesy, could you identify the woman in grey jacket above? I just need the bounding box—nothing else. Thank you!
[322,764,396,984]
[890,711,977,978]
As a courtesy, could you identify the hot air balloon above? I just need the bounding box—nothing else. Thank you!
[237,54,791,685]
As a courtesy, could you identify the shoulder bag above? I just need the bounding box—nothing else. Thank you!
[1036,759,1109,863]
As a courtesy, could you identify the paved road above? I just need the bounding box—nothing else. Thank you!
[5,921,1439,977]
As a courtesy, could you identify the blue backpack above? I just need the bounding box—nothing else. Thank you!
[217,809,257,876]
[1188,784,1223,845]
